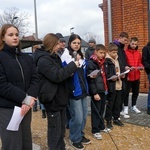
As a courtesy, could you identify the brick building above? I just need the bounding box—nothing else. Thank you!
[99,0,150,93]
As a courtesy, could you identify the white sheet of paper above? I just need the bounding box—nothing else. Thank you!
[119,69,130,76]
[60,48,74,64]
[6,106,24,131]
[107,70,130,80]
[107,75,118,80]
[87,70,100,76]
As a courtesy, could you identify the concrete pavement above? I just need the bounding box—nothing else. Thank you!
[87,93,150,127]
[121,93,150,127]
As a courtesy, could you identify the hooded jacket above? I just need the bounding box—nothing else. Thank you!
[33,48,77,111]
[142,42,150,74]
[0,44,39,108]
[105,53,122,91]
[125,45,143,81]
[85,46,95,60]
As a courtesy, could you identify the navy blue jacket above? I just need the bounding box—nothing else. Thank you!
[0,44,39,108]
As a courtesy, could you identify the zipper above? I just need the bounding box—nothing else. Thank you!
[15,54,25,87]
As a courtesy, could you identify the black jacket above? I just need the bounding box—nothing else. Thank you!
[85,47,95,60]
[113,40,127,71]
[34,48,77,112]
[105,58,116,93]
[0,44,39,108]
[142,42,150,74]
[87,59,108,95]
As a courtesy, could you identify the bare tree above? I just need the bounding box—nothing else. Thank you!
[0,7,30,37]
[82,32,104,44]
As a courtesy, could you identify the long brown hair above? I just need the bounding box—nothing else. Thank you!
[67,34,83,59]
[0,24,20,51]
[42,33,59,53]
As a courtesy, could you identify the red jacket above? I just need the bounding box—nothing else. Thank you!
[125,47,143,81]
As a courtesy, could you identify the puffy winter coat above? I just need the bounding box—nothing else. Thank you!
[34,48,77,111]
[125,46,143,81]
[142,42,150,74]
[0,44,39,108]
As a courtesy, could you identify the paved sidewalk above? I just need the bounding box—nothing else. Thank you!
[121,93,150,127]
[87,93,150,127]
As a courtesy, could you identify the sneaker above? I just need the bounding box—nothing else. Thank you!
[120,111,126,116]
[118,117,121,120]
[69,140,84,150]
[100,128,111,133]
[113,120,124,126]
[106,121,113,130]
[132,106,141,113]
[81,136,91,145]
[123,114,130,119]
[123,106,129,114]
[93,133,102,140]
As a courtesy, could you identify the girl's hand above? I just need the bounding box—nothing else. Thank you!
[76,54,81,61]
[74,61,80,67]
[94,94,101,101]
[29,97,36,108]
[21,104,30,116]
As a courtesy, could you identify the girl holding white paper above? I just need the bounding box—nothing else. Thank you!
[0,24,39,150]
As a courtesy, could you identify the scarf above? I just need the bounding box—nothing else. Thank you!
[90,54,108,92]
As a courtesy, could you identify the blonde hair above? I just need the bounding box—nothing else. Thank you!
[0,24,20,50]
[43,33,59,53]
[108,43,118,51]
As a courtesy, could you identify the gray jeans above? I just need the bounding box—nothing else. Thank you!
[47,109,66,150]
[0,108,32,150]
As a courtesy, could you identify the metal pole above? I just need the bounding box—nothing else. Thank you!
[34,0,38,39]
[70,27,74,35]
[107,0,112,43]
[11,17,18,24]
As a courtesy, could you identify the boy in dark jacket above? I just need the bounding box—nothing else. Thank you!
[87,44,109,140]
[113,32,129,113]
[142,41,150,115]
[124,37,144,116]
[105,43,125,129]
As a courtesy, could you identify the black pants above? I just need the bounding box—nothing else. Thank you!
[124,80,140,107]
[105,90,122,121]
[47,109,66,150]
[0,108,32,150]
[91,93,106,133]
[120,78,127,111]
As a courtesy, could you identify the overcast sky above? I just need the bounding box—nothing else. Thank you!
[0,0,104,43]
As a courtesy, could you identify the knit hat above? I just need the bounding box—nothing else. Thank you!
[89,38,96,44]
[56,33,65,42]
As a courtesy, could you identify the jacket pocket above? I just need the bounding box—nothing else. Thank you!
[39,81,58,104]
[47,111,60,128]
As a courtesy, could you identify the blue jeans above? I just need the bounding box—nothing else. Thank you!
[148,74,150,108]
[40,104,45,110]
[68,97,88,143]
